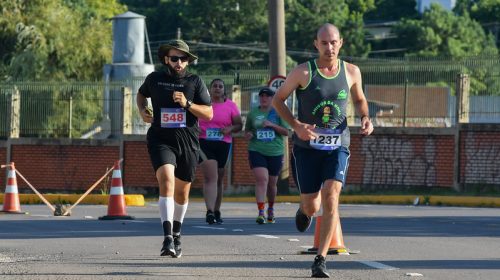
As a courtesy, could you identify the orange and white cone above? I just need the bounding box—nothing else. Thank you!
[1,163,26,214]
[99,161,134,220]
[303,207,357,255]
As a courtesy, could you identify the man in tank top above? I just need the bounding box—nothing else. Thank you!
[272,23,374,278]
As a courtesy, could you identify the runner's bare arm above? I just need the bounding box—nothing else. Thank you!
[272,64,318,141]
[136,91,152,123]
[272,64,307,128]
[347,63,373,136]
[173,91,213,121]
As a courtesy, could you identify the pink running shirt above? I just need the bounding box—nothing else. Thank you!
[199,99,240,143]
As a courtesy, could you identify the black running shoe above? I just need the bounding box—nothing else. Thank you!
[214,210,224,224]
[206,211,216,224]
[173,234,182,258]
[295,208,312,232]
[160,235,175,257]
[311,255,330,278]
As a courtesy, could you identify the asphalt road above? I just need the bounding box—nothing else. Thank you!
[1,202,500,279]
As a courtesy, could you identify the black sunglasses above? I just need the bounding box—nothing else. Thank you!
[168,56,189,63]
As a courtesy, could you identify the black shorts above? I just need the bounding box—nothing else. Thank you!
[248,150,284,176]
[147,128,199,182]
[199,138,231,168]
[291,145,350,194]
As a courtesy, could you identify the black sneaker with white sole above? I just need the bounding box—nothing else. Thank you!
[160,235,176,257]
[173,234,182,258]
[206,210,216,224]
[295,208,312,232]
[214,210,224,224]
[311,255,330,278]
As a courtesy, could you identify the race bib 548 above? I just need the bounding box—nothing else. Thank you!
[160,108,186,128]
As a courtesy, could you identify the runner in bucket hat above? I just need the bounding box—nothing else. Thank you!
[158,39,198,64]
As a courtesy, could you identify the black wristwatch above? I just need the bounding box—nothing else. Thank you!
[184,100,193,109]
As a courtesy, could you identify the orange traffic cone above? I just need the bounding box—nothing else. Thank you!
[1,163,27,214]
[302,209,358,255]
[309,215,349,255]
[99,161,134,220]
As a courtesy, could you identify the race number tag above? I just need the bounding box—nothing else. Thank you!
[256,128,275,141]
[160,108,186,128]
[309,128,342,150]
[206,128,224,140]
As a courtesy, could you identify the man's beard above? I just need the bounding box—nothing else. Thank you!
[165,64,186,78]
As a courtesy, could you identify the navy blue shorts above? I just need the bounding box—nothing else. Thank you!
[248,150,284,176]
[199,138,231,168]
[291,145,350,194]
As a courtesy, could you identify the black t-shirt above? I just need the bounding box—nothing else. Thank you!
[139,70,212,151]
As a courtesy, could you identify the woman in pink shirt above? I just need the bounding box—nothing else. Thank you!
[199,79,242,224]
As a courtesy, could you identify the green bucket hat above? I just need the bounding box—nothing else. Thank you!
[158,39,198,64]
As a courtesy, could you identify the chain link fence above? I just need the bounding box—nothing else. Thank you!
[1,57,499,139]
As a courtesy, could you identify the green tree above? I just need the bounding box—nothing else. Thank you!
[285,0,374,60]
[454,0,500,47]
[392,4,497,57]
[365,0,418,22]
[391,4,499,96]
[0,0,126,80]
[181,0,268,71]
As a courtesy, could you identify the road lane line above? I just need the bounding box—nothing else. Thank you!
[192,226,226,230]
[254,234,279,239]
[358,261,398,270]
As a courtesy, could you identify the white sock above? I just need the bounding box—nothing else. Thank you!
[159,196,174,224]
[174,201,188,224]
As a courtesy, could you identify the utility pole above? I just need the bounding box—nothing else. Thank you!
[268,0,289,195]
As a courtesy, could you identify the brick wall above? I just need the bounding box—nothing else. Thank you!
[6,139,119,191]
[123,140,156,188]
[354,133,455,187]
[1,125,499,193]
[460,126,500,185]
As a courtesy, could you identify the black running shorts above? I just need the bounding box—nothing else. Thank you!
[248,150,284,177]
[147,128,199,182]
[198,138,231,168]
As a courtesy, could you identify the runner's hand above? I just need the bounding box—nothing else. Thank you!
[140,107,153,123]
[221,126,232,135]
[173,91,187,107]
[244,131,253,141]
[293,122,317,141]
[360,117,374,136]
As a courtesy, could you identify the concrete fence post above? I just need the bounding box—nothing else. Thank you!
[122,86,132,135]
[8,86,20,139]
[453,74,470,192]
[456,74,470,124]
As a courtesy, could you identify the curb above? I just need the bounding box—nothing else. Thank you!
[0,194,145,206]
[2,194,500,208]
[191,195,500,208]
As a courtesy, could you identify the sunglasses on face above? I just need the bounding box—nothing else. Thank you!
[168,56,189,63]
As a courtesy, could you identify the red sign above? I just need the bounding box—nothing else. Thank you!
[267,75,286,91]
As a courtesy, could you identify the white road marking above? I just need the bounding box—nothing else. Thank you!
[193,226,226,230]
[0,253,14,263]
[405,272,424,277]
[358,261,398,270]
[254,234,279,239]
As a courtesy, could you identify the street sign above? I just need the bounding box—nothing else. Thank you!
[267,75,286,91]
